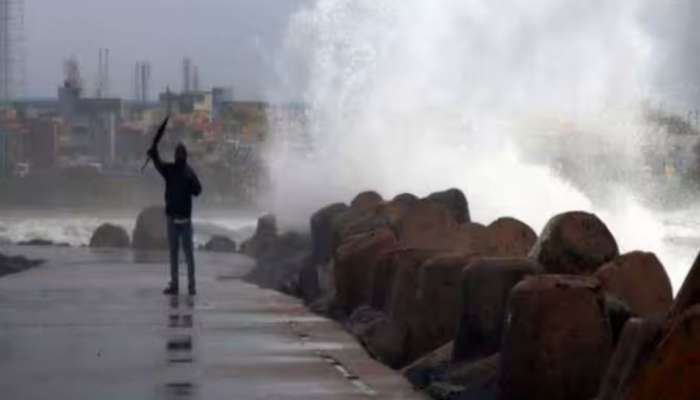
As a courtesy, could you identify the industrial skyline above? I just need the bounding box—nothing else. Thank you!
[20,0,309,102]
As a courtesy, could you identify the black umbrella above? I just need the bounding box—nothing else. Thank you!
[141,116,170,172]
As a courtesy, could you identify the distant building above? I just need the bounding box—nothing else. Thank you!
[24,118,62,169]
[58,81,123,164]
[0,128,23,177]
[212,86,234,120]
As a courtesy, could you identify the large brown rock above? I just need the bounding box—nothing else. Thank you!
[396,200,457,248]
[385,248,448,361]
[414,253,478,355]
[425,188,471,224]
[90,223,130,248]
[597,317,664,400]
[350,190,383,210]
[132,206,168,250]
[499,275,613,400]
[484,217,537,257]
[622,305,700,400]
[240,214,278,258]
[242,231,312,292]
[310,202,349,264]
[348,306,408,369]
[665,251,700,327]
[334,228,398,314]
[369,250,401,311]
[332,202,393,245]
[452,258,541,364]
[392,192,420,207]
[301,202,351,304]
[529,211,619,275]
[595,251,673,318]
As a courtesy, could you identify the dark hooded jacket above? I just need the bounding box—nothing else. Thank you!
[148,146,202,219]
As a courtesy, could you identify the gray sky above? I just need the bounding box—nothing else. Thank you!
[20,1,700,106]
[24,0,310,100]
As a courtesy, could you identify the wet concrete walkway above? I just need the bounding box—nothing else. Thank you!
[0,245,425,400]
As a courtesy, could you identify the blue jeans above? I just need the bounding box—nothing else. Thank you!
[167,218,196,290]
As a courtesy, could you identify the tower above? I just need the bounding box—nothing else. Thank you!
[133,61,151,103]
[193,65,200,92]
[96,48,110,98]
[182,57,192,93]
[0,0,25,103]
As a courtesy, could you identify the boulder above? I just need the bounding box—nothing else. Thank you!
[240,214,278,258]
[334,197,422,245]
[425,188,471,224]
[622,305,700,400]
[605,293,637,344]
[90,223,130,248]
[298,262,322,304]
[396,200,457,247]
[499,275,613,400]
[310,202,349,264]
[597,317,664,400]
[484,217,537,257]
[348,306,408,368]
[452,258,541,364]
[369,250,403,311]
[392,192,420,207]
[529,211,619,275]
[664,251,700,328]
[203,235,237,253]
[350,190,384,210]
[403,341,454,389]
[415,253,478,354]
[595,251,673,318]
[334,228,398,314]
[243,231,312,293]
[132,206,168,250]
[386,248,451,361]
[300,258,338,305]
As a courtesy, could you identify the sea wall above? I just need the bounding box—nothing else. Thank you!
[241,188,695,400]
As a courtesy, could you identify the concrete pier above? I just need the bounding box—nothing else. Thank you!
[0,245,424,400]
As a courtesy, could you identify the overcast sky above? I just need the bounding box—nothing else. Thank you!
[23,0,310,100]
[20,1,700,106]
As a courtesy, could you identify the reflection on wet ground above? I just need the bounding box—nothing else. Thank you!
[0,245,424,399]
[164,295,198,399]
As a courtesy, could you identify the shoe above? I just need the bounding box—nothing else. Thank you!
[163,286,179,295]
[188,287,197,296]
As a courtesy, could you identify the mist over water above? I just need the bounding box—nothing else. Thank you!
[265,0,700,289]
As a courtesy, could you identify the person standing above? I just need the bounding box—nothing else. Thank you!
[148,142,202,295]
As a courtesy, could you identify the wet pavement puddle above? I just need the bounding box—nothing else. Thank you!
[162,295,199,398]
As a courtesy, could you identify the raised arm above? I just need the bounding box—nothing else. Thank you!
[147,145,166,178]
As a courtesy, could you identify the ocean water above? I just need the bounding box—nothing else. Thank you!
[1,205,698,292]
[262,0,700,293]
[0,209,258,249]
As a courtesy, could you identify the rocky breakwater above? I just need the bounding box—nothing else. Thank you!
[240,190,683,400]
[596,252,700,400]
[242,214,312,295]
